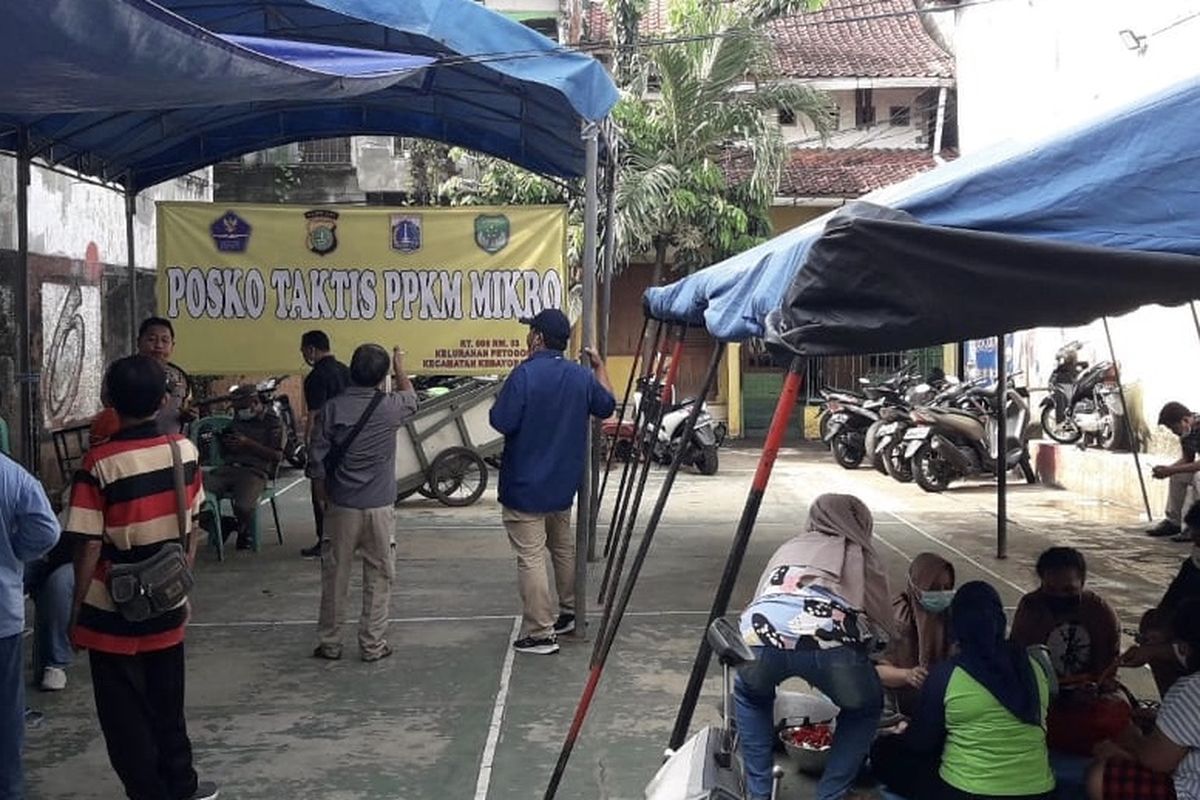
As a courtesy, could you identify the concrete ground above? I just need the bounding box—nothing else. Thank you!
[22,443,1185,800]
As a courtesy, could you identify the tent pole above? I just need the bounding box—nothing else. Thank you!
[996,334,1008,559]
[600,320,664,563]
[598,126,617,360]
[667,355,806,751]
[545,341,726,800]
[593,332,685,655]
[574,123,600,638]
[593,315,648,539]
[15,128,38,473]
[1103,317,1153,522]
[125,178,138,351]
[1191,302,1200,347]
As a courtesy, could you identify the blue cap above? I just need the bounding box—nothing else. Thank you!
[520,308,571,344]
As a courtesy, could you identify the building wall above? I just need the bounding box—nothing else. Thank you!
[781,87,934,149]
[0,155,212,478]
[952,0,1200,457]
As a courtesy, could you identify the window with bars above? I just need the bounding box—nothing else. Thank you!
[298,138,353,164]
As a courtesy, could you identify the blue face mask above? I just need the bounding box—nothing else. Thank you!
[919,590,955,614]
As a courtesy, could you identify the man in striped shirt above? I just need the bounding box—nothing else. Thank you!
[67,356,218,800]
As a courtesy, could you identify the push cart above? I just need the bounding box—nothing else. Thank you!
[394,378,503,507]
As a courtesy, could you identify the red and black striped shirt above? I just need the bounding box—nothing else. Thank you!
[66,422,204,655]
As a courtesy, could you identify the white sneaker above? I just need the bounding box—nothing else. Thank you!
[40,667,67,692]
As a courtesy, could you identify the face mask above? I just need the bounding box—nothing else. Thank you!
[1175,642,1191,670]
[1043,594,1082,614]
[235,408,256,421]
[919,590,955,614]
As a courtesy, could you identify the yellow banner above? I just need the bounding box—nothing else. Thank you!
[156,203,567,375]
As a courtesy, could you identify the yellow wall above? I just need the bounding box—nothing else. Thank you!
[769,205,831,233]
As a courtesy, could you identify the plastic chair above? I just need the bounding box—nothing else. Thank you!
[189,416,285,560]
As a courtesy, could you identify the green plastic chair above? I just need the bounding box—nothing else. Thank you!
[188,416,285,560]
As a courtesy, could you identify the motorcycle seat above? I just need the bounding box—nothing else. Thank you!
[707,618,755,668]
[930,407,981,420]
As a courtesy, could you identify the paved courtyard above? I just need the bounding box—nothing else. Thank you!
[22,443,1183,799]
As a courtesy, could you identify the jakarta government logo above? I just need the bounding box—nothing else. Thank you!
[210,211,252,253]
[474,214,510,254]
[390,214,422,253]
[304,209,339,256]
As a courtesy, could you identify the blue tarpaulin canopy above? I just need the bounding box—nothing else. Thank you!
[0,0,618,187]
[644,74,1200,352]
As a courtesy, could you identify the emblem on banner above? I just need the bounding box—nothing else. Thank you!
[474,214,510,254]
[390,214,422,253]
[304,209,339,256]
[210,211,252,253]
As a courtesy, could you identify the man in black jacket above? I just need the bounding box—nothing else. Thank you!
[300,330,351,558]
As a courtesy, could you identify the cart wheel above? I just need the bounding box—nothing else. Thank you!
[395,485,422,504]
[429,447,489,507]
[417,485,438,499]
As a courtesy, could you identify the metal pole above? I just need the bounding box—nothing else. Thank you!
[592,315,648,534]
[1103,317,1153,522]
[599,128,617,360]
[15,128,38,473]
[593,333,686,656]
[996,334,1008,559]
[573,124,600,639]
[125,177,138,351]
[599,321,664,564]
[1191,302,1200,347]
[667,356,806,751]
[546,342,726,800]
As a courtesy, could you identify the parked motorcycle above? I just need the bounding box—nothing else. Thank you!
[903,377,1036,493]
[603,386,726,475]
[824,364,921,470]
[1040,340,1124,449]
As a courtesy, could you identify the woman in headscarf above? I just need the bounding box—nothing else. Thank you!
[894,581,1056,800]
[734,493,894,800]
[877,552,956,717]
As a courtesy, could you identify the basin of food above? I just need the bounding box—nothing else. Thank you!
[775,690,838,774]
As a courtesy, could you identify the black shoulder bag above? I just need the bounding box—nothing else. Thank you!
[107,438,195,622]
[323,391,384,480]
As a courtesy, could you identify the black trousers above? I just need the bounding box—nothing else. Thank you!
[311,484,325,543]
[89,644,197,800]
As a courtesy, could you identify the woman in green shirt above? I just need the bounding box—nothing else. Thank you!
[897,580,1055,799]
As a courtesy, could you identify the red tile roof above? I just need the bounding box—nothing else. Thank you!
[583,0,954,80]
[721,147,943,198]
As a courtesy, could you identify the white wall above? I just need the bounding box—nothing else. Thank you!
[952,0,1200,454]
[0,156,212,267]
[954,0,1200,153]
[782,87,930,148]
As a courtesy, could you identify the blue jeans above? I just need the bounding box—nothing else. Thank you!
[26,563,73,673]
[734,644,883,800]
[0,633,23,799]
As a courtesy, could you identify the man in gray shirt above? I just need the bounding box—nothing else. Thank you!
[308,344,417,662]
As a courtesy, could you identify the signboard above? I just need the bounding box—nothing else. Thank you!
[157,203,567,374]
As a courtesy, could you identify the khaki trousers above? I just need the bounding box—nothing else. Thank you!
[1166,471,1200,525]
[317,504,395,657]
[503,506,574,639]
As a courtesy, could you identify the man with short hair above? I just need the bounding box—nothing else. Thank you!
[67,355,217,800]
[0,448,59,799]
[300,330,351,559]
[202,386,283,550]
[135,317,192,435]
[1147,401,1200,541]
[308,345,417,662]
[489,309,615,655]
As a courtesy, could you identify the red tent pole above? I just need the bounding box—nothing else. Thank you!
[666,355,806,751]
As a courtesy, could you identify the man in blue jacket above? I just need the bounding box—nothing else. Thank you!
[0,454,60,799]
[490,309,615,655]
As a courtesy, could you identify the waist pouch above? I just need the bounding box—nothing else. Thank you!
[107,543,194,623]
